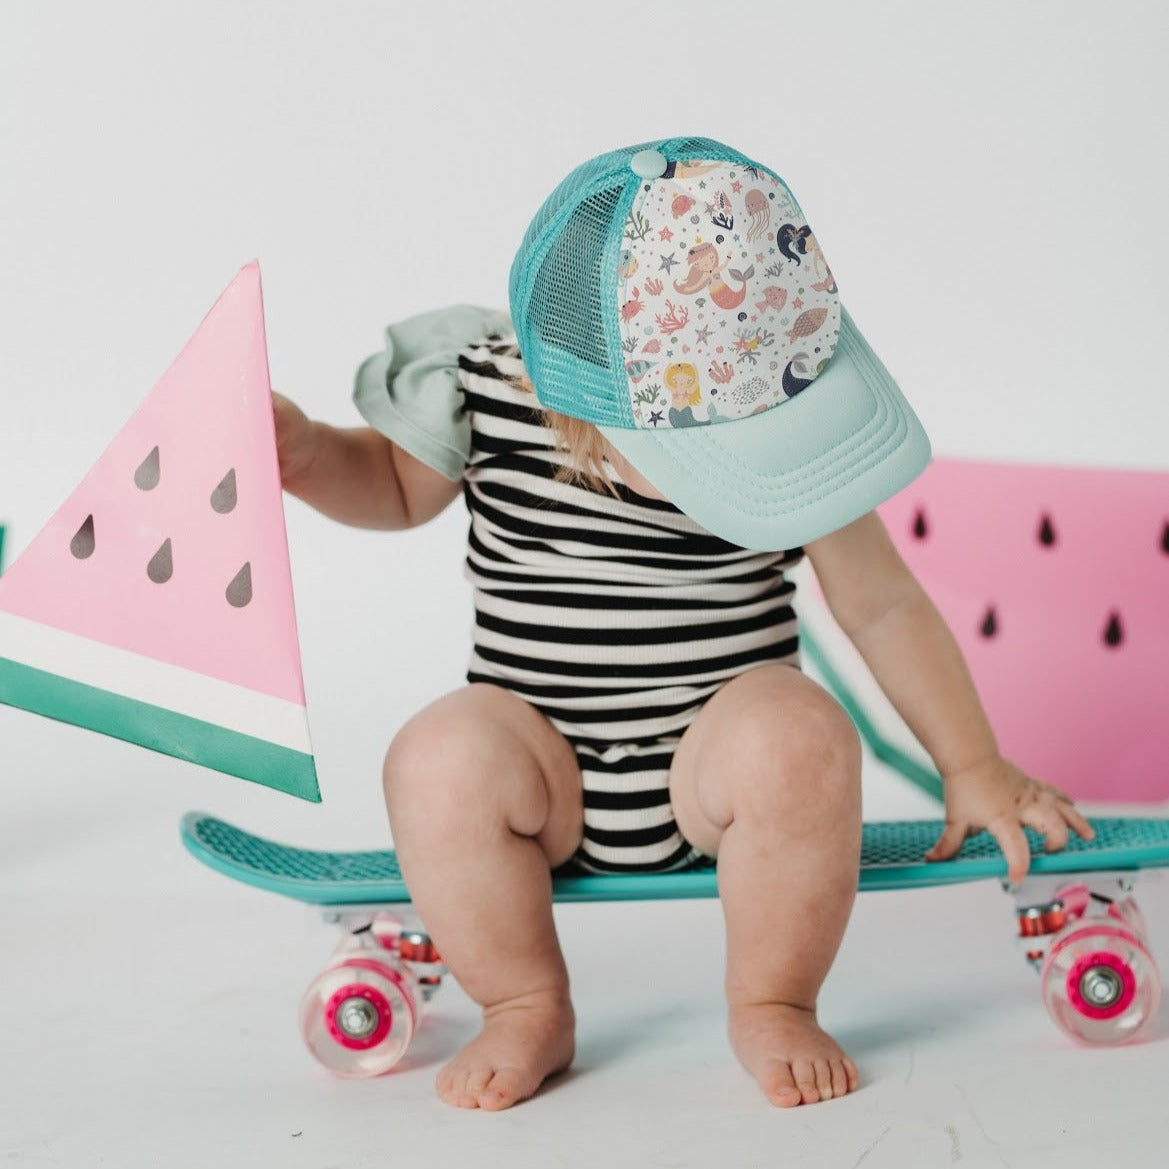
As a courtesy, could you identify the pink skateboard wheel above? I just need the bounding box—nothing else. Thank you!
[299,955,418,1077]
[1064,950,1137,1020]
[1041,924,1161,1045]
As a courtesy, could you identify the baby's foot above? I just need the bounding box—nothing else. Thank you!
[728,1001,859,1107]
[436,990,575,1111]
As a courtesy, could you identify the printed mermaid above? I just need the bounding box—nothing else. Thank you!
[664,362,711,427]
[672,242,756,310]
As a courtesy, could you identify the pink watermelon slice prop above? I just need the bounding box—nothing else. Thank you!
[804,457,1169,803]
[0,263,320,801]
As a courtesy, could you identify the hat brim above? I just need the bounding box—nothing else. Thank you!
[598,308,931,551]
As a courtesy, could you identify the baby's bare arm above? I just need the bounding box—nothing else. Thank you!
[804,511,996,778]
[273,392,461,529]
[805,512,1091,880]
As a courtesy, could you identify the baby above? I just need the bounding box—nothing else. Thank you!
[275,138,1092,1111]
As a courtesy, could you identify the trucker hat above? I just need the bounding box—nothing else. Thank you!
[508,136,931,550]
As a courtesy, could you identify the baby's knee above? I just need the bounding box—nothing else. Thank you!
[736,673,856,763]
[382,695,490,820]
[382,685,574,839]
[729,681,861,817]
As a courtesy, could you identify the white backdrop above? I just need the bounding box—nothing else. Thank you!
[2,0,1166,847]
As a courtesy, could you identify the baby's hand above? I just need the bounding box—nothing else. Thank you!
[925,756,1095,884]
[271,391,318,485]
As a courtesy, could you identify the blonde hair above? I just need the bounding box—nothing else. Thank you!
[509,372,619,497]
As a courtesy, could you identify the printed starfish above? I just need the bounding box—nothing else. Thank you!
[649,410,664,426]
[658,226,673,242]
[658,252,678,273]
[694,325,712,344]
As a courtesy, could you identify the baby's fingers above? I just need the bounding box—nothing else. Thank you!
[1027,785,1095,853]
[925,821,969,864]
[1024,799,1070,854]
[1049,787,1095,843]
[987,817,1032,885]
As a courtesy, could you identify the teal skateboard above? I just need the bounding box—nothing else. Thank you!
[182,812,1169,1076]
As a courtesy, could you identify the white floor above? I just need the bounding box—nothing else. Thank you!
[3,727,1168,1169]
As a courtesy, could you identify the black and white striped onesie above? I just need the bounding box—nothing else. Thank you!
[455,336,804,872]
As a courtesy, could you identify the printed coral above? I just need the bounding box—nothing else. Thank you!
[654,300,690,335]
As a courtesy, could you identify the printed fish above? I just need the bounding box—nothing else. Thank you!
[784,307,828,342]
[624,359,657,382]
[755,287,787,313]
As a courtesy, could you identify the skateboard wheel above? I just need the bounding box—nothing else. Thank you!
[1040,923,1161,1045]
[299,956,418,1077]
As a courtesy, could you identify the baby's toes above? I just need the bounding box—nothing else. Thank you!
[435,1066,464,1108]
[438,1063,484,1109]
[813,1058,836,1101]
[475,1067,531,1111]
[829,1058,851,1100]
[464,1064,495,1098]
[761,1060,803,1108]
[792,1059,822,1104]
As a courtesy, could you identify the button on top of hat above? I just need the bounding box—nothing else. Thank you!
[629,149,668,179]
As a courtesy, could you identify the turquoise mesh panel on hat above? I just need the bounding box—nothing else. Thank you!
[510,137,757,429]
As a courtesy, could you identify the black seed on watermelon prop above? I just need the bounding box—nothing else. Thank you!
[1103,611,1124,648]
[912,509,928,539]
[147,538,174,583]
[134,446,161,491]
[1161,522,1169,555]
[210,469,238,514]
[980,606,998,638]
[226,562,253,608]
[70,515,96,559]
[1038,514,1057,547]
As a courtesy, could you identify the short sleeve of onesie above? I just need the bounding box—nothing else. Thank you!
[353,304,512,481]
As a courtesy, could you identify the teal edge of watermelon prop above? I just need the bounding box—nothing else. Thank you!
[0,264,320,802]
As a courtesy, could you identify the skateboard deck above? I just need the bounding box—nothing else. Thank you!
[181,812,1169,904]
[181,812,1169,1072]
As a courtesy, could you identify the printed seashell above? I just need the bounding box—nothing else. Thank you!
[671,194,695,218]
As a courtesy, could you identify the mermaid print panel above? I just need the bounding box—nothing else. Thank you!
[616,159,841,430]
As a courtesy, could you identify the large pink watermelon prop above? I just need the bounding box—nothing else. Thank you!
[872,457,1167,802]
[0,264,320,801]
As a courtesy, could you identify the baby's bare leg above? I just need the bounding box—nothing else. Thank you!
[670,665,863,1107]
[383,683,583,1110]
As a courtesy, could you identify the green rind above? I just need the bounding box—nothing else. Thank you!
[0,655,320,802]
[801,626,945,803]
[181,813,1169,906]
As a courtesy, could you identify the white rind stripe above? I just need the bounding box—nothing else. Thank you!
[0,611,312,753]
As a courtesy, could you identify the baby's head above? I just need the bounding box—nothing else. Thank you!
[508,137,931,550]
